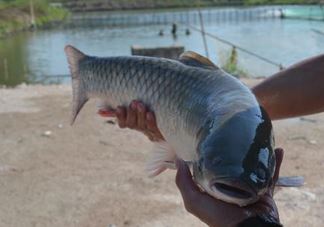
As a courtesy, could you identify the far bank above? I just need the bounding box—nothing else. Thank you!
[0,0,68,39]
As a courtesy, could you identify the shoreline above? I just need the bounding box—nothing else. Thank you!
[61,2,320,12]
[0,2,68,39]
[0,2,320,39]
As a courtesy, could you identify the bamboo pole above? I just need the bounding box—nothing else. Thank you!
[197,1,209,58]
[30,0,36,29]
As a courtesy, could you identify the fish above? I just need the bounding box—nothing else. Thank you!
[65,45,303,206]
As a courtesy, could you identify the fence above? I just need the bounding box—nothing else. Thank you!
[67,6,283,27]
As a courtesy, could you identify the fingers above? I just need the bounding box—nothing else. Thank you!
[125,101,137,129]
[116,106,127,128]
[175,159,202,198]
[146,112,165,141]
[137,102,147,130]
[97,109,116,117]
[116,100,147,130]
[175,159,202,213]
[146,112,159,132]
[98,100,165,141]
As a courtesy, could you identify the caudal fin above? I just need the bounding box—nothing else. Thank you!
[64,45,89,125]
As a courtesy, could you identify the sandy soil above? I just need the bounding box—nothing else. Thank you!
[0,81,323,227]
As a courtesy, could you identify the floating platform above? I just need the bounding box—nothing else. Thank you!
[131,45,185,59]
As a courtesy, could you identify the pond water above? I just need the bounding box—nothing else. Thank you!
[0,5,323,86]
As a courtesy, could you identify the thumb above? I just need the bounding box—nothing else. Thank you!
[175,159,202,203]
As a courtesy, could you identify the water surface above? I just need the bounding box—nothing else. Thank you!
[0,5,323,86]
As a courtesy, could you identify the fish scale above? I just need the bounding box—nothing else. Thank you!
[80,54,226,152]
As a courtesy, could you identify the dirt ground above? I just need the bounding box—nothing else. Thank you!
[0,81,324,227]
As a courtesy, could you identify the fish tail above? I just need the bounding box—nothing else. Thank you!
[64,45,89,125]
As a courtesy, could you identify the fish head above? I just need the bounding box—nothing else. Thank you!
[193,106,275,206]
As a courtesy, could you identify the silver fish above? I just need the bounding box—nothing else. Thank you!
[65,45,299,206]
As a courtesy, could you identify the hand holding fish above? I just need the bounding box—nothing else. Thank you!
[98,100,165,142]
[175,148,283,227]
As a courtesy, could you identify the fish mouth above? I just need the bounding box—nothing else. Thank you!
[211,179,257,200]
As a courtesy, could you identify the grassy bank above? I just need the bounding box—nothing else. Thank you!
[244,0,319,5]
[56,0,321,12]
[0,0,68,38]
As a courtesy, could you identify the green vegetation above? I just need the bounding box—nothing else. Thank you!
[221,47,248,78]
[55,0,321,11]
[244,0,319,5]
[0,0,68,38]
[0,0,319,37]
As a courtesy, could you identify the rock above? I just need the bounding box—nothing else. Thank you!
[106,120,115,125]
[309,140,317,145]
[0,165,19,175]
[42,130,52,137]
[99,140,111,146]
[58,124,63,129]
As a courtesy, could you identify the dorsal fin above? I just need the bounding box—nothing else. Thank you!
[179,51,219,70]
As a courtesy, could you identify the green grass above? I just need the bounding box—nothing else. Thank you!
[244,0,319,5]
[54,0,319,7]
[221,47,249,78]
[34,3,69,27]
[0,0,69,38]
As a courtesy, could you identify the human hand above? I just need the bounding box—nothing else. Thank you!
[98,100,165,142]
[175,148,284,227]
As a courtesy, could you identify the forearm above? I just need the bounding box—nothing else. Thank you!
[252,54,324,120]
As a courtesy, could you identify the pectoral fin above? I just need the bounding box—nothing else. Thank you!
[276,176,304,187]
[146,141,176,177]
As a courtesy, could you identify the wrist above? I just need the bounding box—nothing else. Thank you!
[237,215,282,227]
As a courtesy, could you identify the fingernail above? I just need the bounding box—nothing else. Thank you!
[146,112,153,121]
[138,103,144,112]
[131,101,137,109]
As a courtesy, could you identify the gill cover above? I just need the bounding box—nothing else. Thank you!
[196,106,275,197]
